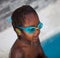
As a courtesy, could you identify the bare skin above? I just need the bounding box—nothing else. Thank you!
[9,13,47,58]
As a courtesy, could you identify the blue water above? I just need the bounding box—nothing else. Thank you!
[41,32,60,58]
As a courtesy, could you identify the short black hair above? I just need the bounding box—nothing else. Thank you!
[11,5,38,29]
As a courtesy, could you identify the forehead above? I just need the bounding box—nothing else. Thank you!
[23,13,40,27]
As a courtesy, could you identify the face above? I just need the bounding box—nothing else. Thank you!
[21,13,40,42]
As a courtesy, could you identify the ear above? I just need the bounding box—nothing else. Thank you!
[15,28,22,36]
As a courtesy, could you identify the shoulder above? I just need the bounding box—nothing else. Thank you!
[10,47,24,58]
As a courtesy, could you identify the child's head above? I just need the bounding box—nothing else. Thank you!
[11,5,43,42]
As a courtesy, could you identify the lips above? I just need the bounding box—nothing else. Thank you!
[32,38,38,43]
[33,36,39,41]
[34,37,38,39]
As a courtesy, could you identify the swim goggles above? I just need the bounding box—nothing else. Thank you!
[16,22,43,34]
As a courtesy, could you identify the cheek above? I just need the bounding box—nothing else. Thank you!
[26,34,34,41]
[22,31,34,39]
[25,32,34,38]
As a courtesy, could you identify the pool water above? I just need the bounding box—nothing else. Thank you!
[41,32,60,58]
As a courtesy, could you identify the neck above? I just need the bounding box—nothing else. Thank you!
[18,36,40,47]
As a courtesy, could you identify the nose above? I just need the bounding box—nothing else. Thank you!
[34,28,40,37]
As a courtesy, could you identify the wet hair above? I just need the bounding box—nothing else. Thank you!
[11,5,38,29]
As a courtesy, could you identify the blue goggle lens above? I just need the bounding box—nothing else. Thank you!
[38,22,43,29]
[25,27,36,34]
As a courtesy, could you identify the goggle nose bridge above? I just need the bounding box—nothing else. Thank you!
[35,27,39,29]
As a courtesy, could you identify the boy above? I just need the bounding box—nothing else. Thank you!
[9,5,47,58]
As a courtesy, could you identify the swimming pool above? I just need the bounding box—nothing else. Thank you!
[41,32,60,58]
